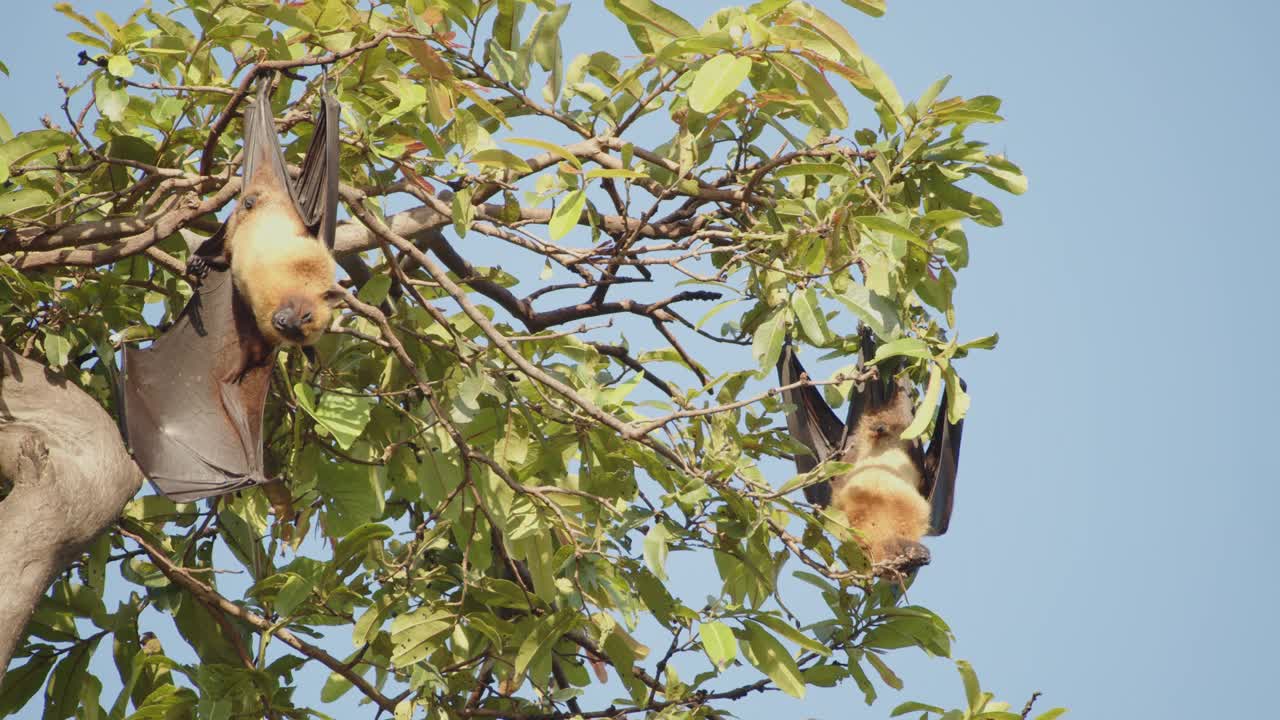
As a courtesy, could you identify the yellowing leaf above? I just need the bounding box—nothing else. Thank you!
[107,55,134,78]
[643,523,671,580]
[506,137,583,168]
[840,0,886,18]
[549,187,586,240]
[699,621,737,670]
[689,54,752,114]
[470,148,532,173]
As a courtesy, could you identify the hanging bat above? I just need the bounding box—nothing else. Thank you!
[777,327,963,568]
[120,74,342,502]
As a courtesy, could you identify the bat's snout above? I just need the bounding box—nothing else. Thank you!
[272,307,306,340]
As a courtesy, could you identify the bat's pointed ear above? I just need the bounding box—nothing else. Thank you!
[323,287,346,307]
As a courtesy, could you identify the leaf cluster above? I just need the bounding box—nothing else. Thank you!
[0,1,1052,719]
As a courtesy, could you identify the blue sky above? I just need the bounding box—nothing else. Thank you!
[4,1,1279,718]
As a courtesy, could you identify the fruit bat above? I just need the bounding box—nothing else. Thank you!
[776,327,963,567]
[120,74,341,502]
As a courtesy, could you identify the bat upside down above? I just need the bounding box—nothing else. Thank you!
[777,327,964,570]
[121,72,343,502]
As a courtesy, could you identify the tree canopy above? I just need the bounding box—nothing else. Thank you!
[0,1,1059,719]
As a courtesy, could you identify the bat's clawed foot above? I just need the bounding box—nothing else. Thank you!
[872,538,931,578]
[185,255,229,282]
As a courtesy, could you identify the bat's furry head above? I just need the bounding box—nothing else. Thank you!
[835,479,931,562]
[227,188,342,347]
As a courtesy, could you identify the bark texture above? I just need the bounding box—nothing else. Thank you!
[0,346,141,683]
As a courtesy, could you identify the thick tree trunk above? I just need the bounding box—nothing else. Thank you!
[0,346,141,683]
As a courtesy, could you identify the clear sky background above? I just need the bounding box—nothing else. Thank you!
[4,1,1280,719]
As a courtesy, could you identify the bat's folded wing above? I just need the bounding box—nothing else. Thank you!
[922,383,964,536]
[121,267,272,502]
[292,90,341,250]
[777,344,848,506]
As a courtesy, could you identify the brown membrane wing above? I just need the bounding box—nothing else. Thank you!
[121,267,272,502]
[922,382,964,536]
[242,76,341,249]
[776,344,848,507]
[292,91,341,250]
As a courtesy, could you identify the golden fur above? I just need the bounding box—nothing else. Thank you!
[832,387,929,563]
[225,190,339,347]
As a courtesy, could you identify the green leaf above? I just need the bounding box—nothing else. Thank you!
[470,148,533,173]
[873,337,930,363]
[944,366,970,425]
[790,288,831,345]
[514,612,576,681]
[505,137,583,169]
[604,0,696,53]
[107,55,134,78]
[740,621,805,699]
[957,659,981,710]
[319,671,354,703]
[43,332,71,368]
[864,652,902,690]
[775,161,852,178]
[0,129,74,183]
[848,653,877,705]
[309,391,375,450]
[549,187,586,240]
[318,462,385,538]
[918,75,952,113]
[751,308,786,371]
[900,362,942,440]
[698,621,737,670]
[389,608,453,668]
[585,167,647,179]
[689,54,752,114]
[891,701,946,717]
[528,4,571,71]
[358,274,393,307]
[642,523,671,580]
[275,573,313,617]
[0,188,54,217]
[452,185,476,237]
[0,655,55,716]
[695,297,741,330]
[54,3,105,37]
[333,522,394,572]
[835,285,898,339]
[1035,709,1069,720]
[958,332,999,352]
[44,635,98,720]
[750,614,830,657]
[855,216,927,250]
[973,165,1028,195]
[840,0,886,17]
[94,75,128,123]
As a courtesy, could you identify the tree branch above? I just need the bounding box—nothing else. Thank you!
[117,524,398,713]
[0,347,143,683]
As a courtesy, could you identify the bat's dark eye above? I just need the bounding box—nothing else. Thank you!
[300,311,313,323]
[243,195,257,210]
